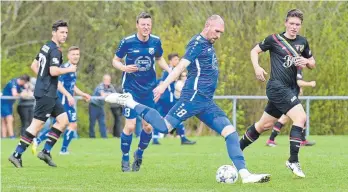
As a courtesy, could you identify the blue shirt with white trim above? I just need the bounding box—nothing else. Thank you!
[57,63,77,105]
[115,34,163,96]
[181,34,219,100]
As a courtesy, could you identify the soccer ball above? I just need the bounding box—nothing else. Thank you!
[216,165,239,184]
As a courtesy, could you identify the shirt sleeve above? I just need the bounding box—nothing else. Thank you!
[115,39,127,59]
[155,39,164,58]
[11,79,18,89]
[49,48,62,67]
[183,41,203,63]
[259,35,273,52]
[301,38,313,59]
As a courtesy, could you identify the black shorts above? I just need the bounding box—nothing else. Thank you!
[34,96,65,122]
[265,81,301,119]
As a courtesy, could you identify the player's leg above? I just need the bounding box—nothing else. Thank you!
[38,98,69,167]
[132,120,153,172]
[5,107,15,138]
[97,108,107,138]
[88,104,98,138]
[239,102,280,151]
[9,96,56,168]
[60,108,77,154]
[267,115,290,147]
[176,123,196,145]
[32,118,52,153]
[1,117,7,138]
[285,103,307,177]
[197,103,270,183]
[121,117,136,172]
[105,93,171,134]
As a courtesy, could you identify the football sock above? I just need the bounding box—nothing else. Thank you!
[121,132,132,161]
[13,131,35,159]
[239,123,260,151]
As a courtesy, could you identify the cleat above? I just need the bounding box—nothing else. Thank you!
[286,161,305,178]
[121,160,131,172]
[266,139,277,147]
[301,140,316,146]
[32,138,39,155]
[37,151,57,167]
[105,93,133,106]
[8,155,23,168]
[181,139,196,145]
[242,173,271,183]
[132,151,143,172]
[59,151,70,155]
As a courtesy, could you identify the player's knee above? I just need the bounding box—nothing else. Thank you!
[256,120,274,133]
[292,114,307,127]
[124,119,136,133]
[142,120,153,133]
[69,122,78,130]
[212,116,235,137]
[55,113,69,130]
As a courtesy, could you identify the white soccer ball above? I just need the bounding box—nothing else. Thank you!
[216,165,239,184]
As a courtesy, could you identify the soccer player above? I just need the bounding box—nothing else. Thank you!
[239,9,315,178]
[8,20,77,168]
[266,68,316,147]
[153,53,196,145]
[111,12,171,172]
[1,75,30,138]
[32,46,91,155]
[106,15,271,183]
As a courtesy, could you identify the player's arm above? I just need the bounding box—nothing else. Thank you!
[49,49,76,76]
[31,59,39,75]
[296,39,316,69]
[251,44,268,82]
[74,85,91,102]
[174,80,184,99]
[112,56,138,73]
[156,57,171,73]
[57,81,75,106]
[297,80,316,88]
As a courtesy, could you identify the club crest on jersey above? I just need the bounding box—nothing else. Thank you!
[52,58,59,65]
[149,48,155,55]
[283,55,296,68]
[295,44,304,52]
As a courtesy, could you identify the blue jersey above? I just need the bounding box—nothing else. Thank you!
[115,34,163,96]
[159,67,175,104]
[1,78,24,104]
[57,63,77,105]
[181,34,219,100]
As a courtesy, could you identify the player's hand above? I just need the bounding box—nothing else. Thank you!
[68,65,77,73]
[67,95,75,106]
[83,93,91,102]
[254,66,268,82]
[153,84,166,103]
[123,65,138,73]
[310,81,316,87]
[295,57,308,67]
[299,87,304,96]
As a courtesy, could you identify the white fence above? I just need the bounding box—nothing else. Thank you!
[2,95,348,136]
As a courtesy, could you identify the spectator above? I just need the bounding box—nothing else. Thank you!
[89,74,116,138]
[17,77,36,135]
[1,75,30,138]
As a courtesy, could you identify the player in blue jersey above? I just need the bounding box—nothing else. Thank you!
[153,53,196,145]
[112,12,171,172]
[32,46,91,155]
[106,15,270,183]
[1,75,30,138]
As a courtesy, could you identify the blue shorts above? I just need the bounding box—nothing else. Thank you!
[1,102,13,117]
[157,99,176,117]
[63,104,77,123]
[166,93,231,134]
[123,90,155,119]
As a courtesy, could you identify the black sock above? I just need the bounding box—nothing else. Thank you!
[301,129,306,141]
[289,125,305,162]
[269,122,284,141]
[42,127,62,154]
[13,131,35,158]
[239,123,260,151]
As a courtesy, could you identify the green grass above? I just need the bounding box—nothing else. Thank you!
[1,136,348,192]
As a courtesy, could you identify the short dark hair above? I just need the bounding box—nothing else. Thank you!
[168,53,179,61]
[68,46,80,52]
[52,20,68,31]
[136,12,152,23]
[19,74,30,82]
[286,9,304,22]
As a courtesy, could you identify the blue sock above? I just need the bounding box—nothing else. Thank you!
[225,132,246,170]
[121,132,132,161]
[136,130,152,159]
[176,123,187,142]
[61,129,74,152]
[153,129,159,143]
[134,104,169,134]
[37,128,50,145]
